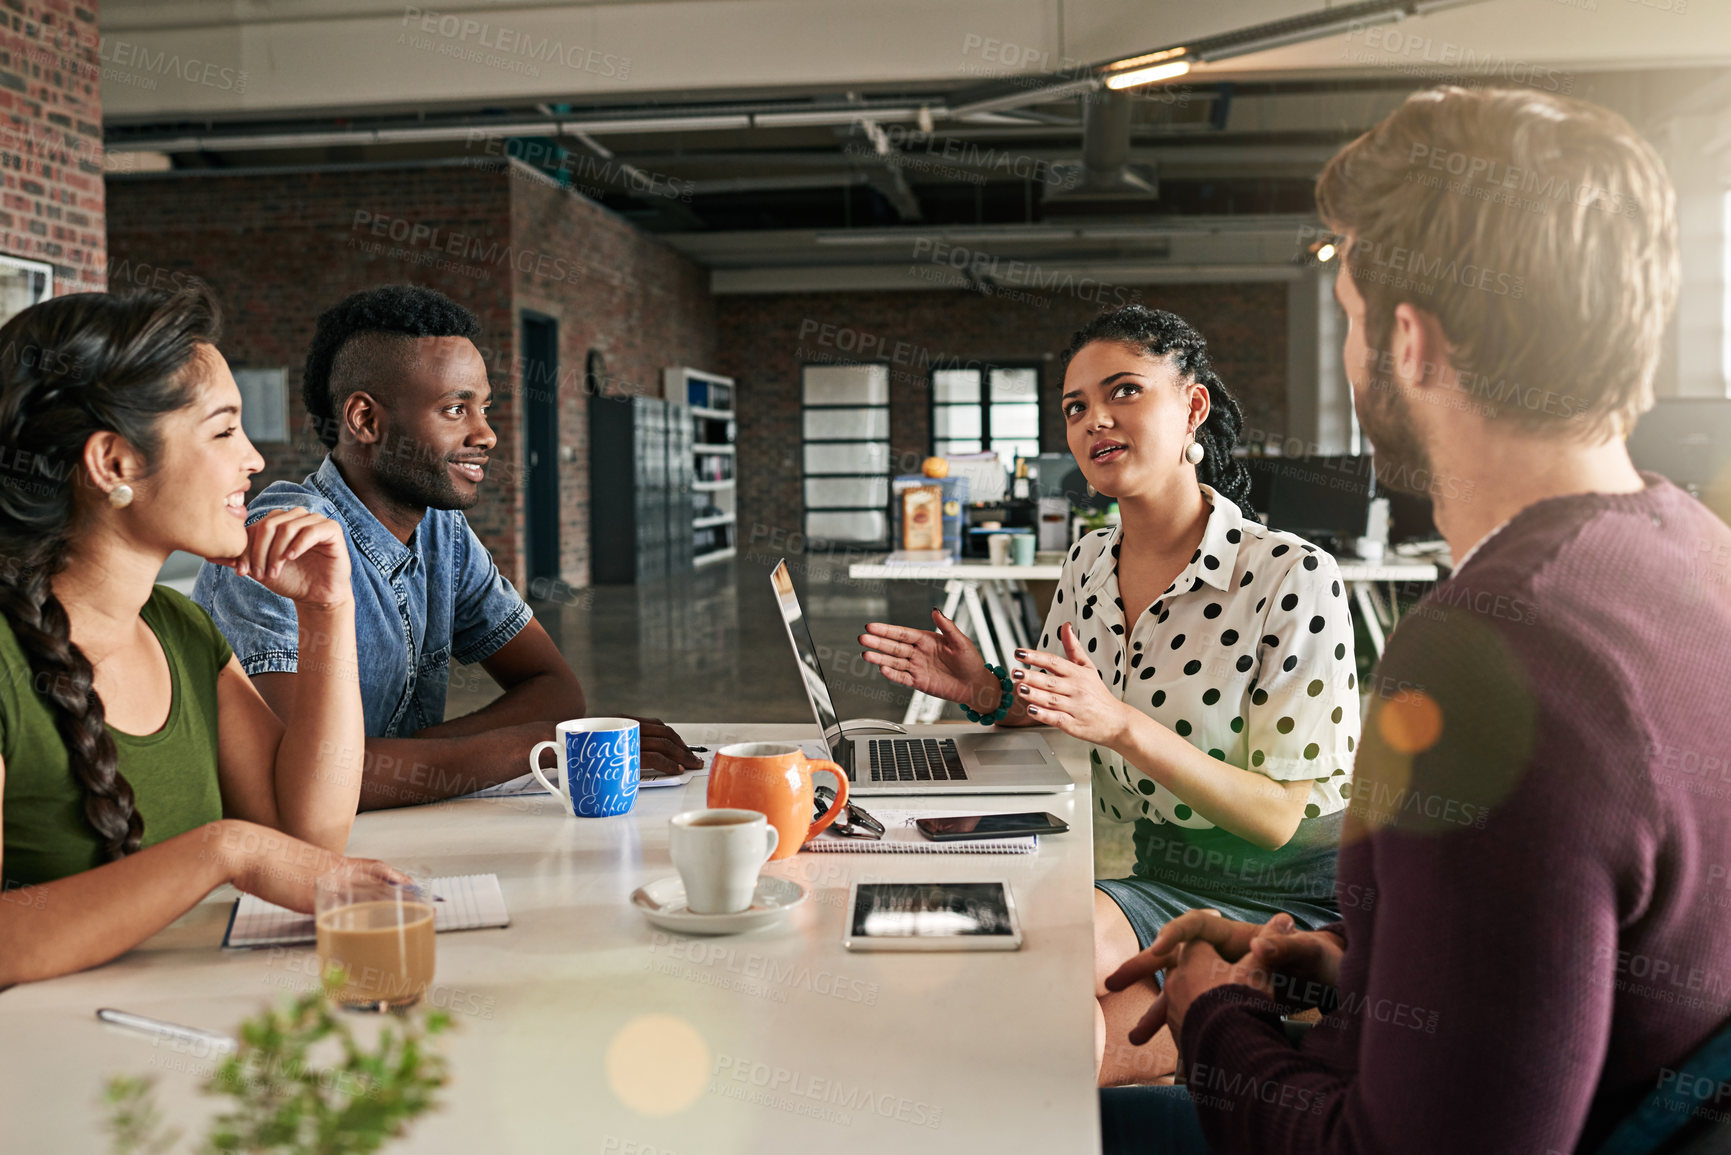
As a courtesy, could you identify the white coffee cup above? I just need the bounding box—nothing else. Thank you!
[668,809,780,915]
[987,533,1013,566]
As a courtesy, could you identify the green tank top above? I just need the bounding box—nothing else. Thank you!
[1,586,231,888]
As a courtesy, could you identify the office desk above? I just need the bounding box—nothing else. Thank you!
[0,723,1101,1155]
[1334,558,1441,657]
[848,557,1063,724]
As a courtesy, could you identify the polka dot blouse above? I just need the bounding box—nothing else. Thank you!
[1038,485,1360,832]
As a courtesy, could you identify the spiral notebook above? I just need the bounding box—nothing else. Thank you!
[221,874,510,949]
[803,810,1038,854]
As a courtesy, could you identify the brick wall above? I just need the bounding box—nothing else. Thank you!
[0,0,103,295]
[106,160,520,564]
[714,283,1288,548]
[510,165,716,586]
[107,159,717,588]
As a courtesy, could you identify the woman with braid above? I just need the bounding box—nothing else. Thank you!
[862,306,1360,1084]
[0,287,399,986]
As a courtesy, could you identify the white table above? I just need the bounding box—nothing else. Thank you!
[1335,558,1441,656]
[850,554,1444,723]
[0,723,1101,1155]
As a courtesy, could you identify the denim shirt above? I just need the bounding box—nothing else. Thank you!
[192,456,532,738]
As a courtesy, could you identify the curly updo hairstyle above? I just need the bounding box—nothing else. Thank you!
[0,286,221,861]
[1060,305,1256,519]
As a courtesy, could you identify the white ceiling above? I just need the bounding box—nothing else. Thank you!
[98,0,1731,122]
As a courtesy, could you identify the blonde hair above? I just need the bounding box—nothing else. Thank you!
[1316,86,1678,439]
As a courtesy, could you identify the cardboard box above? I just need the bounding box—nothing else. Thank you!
[901,486,943,551]
[891,475,969,559]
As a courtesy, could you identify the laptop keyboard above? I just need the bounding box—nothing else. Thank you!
[864,738,967,783]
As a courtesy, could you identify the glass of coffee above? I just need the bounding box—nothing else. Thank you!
[314,869,436,1012]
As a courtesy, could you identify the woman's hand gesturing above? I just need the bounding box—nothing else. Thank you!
[860,610,1004,715]
[1010,622,1138,746]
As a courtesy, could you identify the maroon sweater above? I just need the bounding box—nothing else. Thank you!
[1182,476,1731,1153]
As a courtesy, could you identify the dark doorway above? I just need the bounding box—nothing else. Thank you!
[521,314,560,583]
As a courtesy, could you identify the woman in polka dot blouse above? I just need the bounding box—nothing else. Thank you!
[862,306,1360,1085]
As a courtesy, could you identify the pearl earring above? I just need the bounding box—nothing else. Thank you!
[1184,440,1205,466]
[1085,481,1098,498]
[108,484,134,508]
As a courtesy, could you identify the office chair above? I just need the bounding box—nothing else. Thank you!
[1595,1016,1731,1155]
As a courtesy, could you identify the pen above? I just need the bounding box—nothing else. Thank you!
[97,1008,238,1053]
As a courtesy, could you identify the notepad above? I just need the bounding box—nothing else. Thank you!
[221,874,510,949]
[464,768,696,798]
[803,810,1037,854]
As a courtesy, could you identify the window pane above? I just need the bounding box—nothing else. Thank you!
[0,256,52,326]
[933,405,982,439]
[806,510,886,543]
[805,476,889,508]
[935,439,982,455]
[994,440,1041,470]
[932,369,981,403]
[990,403,1039,440]
[804,442,890,475]
[804,407,889,439]
[803,364,889,405]
[234,368,289,443]
[990,367,1039,403]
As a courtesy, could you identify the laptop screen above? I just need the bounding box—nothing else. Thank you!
[770,559,845,759]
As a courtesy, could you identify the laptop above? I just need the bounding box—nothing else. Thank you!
[769,559,1074,796]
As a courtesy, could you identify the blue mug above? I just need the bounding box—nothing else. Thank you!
[528,717,641,817]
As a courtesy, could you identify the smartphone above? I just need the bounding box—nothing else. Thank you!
[843,882,1022,952]
[914,812,1069,841]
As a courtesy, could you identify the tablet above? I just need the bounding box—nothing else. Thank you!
[842,882,1022,951]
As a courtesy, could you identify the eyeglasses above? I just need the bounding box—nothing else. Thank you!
[814,785,884,840]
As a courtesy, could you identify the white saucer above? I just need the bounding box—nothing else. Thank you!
[631,875,806,935]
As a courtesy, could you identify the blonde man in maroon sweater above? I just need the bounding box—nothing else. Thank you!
[1099,86,1731,1154]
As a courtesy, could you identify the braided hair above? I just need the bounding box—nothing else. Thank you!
[1060,306,1257,519]
[0,287,220,861]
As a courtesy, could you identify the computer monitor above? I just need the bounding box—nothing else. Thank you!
[1384,489,1439,544]
[1627,399,1731,495]
[1029,452,1109,511]
[1248,455,1377,540]
[1628,398,1731,526]
[770,559,845,756]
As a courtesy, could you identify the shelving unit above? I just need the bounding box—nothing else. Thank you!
[666,367,738,566]
[588,392,694,584]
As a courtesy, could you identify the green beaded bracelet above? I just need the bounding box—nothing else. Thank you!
[961,663,1013,725]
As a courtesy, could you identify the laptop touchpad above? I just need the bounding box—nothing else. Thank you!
[968,737,1046,766]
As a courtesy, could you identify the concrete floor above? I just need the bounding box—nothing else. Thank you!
[445,551,1137,878]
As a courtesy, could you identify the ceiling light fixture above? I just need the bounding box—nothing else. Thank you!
[1104,46,1189,72]
[1103,59,1193,90]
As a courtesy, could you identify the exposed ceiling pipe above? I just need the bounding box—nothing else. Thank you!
[947,77,1101,120]
[685,173,870,195]
[105,108,921,153]
[951,0,1491,118]
[1072,89,1157,198]
[560,129,707,225]
[805,216,1316,245]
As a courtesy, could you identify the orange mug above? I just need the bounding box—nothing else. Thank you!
[707,742,848,860]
